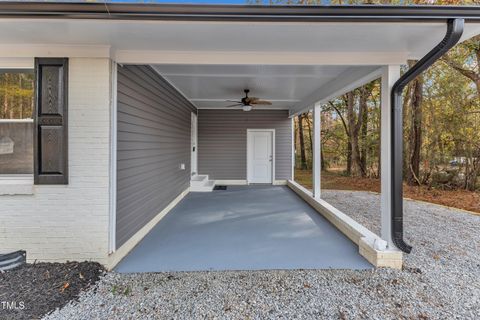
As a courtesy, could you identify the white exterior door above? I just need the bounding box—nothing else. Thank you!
[248,130,274,184]
[191,112,198,175]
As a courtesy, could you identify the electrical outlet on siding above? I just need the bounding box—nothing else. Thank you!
[179,163,185,170]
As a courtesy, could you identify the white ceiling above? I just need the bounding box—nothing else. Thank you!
[0,20,443,54]
[0,19,479,60]
[152,64,374,110]
[1,18,479,112]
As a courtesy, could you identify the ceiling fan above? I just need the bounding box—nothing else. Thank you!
[225,89,272,111]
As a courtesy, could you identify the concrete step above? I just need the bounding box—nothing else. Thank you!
[190,180,215,192]
[190,174,208,187]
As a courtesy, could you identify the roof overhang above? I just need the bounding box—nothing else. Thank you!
[0,3,479,115]
[0,3,479,62]
[0,3,480,23]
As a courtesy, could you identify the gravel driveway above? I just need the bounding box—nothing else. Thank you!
[44,190,480,319]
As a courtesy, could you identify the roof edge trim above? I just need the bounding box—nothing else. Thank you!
[0,3,480,22]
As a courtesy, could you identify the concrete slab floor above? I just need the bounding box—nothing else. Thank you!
[115,186,372,272]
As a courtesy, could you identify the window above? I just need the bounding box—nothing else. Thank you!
[0,70,34,174]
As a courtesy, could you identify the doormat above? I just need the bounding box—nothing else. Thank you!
[214,185,227,190]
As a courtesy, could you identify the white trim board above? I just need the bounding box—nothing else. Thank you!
[0,119,34,123]
[0,175,34,195]
[290,66,383,116]
[190,112,198,176]
[108,61,118,254]
[115,50,409,66]
[214,180,247,185]
[150,65,196,110]
[107,187,190,270]
[287,180,402,269]
[291,117,295,181]
[246,129,275,185]
[0,44,111,58]
[193,106,290,110]
[214,180,287,186]
[0,57,34,69]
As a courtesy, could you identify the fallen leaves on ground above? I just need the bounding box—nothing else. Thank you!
[294,169,480,214]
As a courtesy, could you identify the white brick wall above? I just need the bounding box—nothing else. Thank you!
[0,58,112,265]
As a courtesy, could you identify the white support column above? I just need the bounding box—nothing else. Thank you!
[380,65,401,249]
[291,117,295,181]
[312,102,322,199]
[109,60,118,254]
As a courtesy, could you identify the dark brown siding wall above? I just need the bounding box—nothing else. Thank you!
[198,109,292,181]
[116,65,196,248]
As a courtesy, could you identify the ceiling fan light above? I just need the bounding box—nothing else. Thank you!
[242,105,253,112]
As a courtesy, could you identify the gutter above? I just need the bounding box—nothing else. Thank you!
[0,3,479,22]
[391,18,464,253]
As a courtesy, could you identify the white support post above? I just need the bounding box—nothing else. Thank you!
[109,60,118,254]
[380,65,401,249]
[312,103,322,199]
[291,117,295,181]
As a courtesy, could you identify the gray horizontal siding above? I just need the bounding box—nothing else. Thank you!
[116,65,196,249]
[198,109,292,181]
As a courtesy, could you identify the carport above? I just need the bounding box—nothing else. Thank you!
[2,3,480,269]
[97,5,479,270]
[116,185,372,272]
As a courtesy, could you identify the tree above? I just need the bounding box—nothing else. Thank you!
[347,87,372,177]
[405,60,423,186]
[0,73,34,119]
[297,114,308,170]
[327,98,351,174]
[442,36,480,190]
[285,0,480,191]
[442,36,480,95]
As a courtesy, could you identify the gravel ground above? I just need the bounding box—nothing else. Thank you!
[45,191,480,320]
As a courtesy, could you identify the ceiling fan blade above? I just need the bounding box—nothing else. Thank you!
[226,100,242,103]
[251,100,272,105]
[225,104,243,108]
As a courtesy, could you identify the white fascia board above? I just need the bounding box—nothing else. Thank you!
[408,23,480,60]
[462,23,480,43]
[0,44,111,58]
[289,66,385,116]
[0,57,34,69]
[196,106,289,110]
[114,50,409,66]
